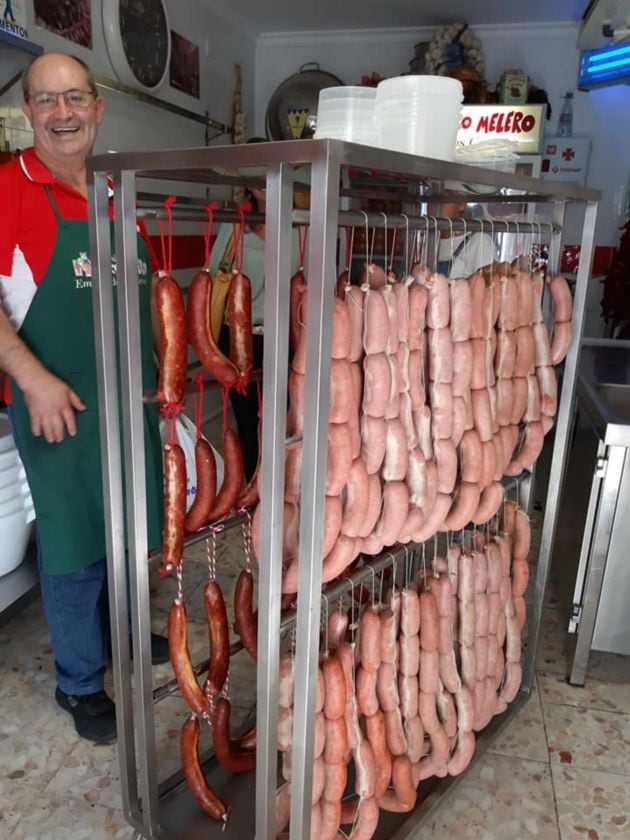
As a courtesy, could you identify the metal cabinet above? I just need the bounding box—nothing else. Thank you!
[568,340,630,685]
[86,139,599,839]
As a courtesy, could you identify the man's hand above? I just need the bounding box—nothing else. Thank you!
[21,370,86,443]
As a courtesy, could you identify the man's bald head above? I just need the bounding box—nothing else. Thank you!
[22,53,96,99]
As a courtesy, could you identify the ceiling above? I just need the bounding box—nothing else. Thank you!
[208,0,587,37]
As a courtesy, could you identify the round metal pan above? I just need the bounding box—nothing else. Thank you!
[265,63,343,141]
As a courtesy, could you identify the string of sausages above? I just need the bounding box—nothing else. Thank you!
[157,203,260,572]
[251,259,571,593]
[275,502,531,838]
[168,522,259,824]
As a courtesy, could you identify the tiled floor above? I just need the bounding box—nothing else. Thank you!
[1,422,629,838]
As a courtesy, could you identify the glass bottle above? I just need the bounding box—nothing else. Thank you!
[557,92,574,137]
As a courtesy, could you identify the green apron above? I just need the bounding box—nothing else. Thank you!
[10,186,163,574]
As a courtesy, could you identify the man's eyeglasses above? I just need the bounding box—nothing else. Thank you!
[26,89,98,111]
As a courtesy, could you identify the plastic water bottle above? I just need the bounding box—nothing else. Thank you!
[557,92,574,137]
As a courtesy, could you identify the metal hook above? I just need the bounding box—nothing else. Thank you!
[380,211,388,273]
[343,575,357,642]
[401,212,410,275]
[321,590,330,652]
[346,225,355,274]
[359,210,370,270]
[447,215,455,265]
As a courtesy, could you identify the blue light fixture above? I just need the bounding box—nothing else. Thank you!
[579,41,630,89]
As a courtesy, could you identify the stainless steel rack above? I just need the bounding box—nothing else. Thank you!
[86,139,599,839]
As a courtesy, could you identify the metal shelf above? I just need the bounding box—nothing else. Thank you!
[87,138,599,840]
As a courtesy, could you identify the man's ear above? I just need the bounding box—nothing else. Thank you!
[21,101,34,128]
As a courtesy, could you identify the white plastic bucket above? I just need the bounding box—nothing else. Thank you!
[0,479,30,505]
[0,507,35,577]
[0,413,16,454]
[0,448,19,471]
[0,463,24,491]
[376,108,462,160]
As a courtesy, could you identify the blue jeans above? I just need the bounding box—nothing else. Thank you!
[8,405,109,695]
[39,552,109,694]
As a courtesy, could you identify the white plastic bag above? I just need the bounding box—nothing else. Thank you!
[159,412,224,512]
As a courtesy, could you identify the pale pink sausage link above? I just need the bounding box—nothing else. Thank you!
[408,281,428,351]
[360,414,387,475]
[452,339,473,397]
[345,285,365,363]
[363,288,389,355]
[450,277,473,342]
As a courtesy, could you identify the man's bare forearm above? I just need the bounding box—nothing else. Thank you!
[0,305,48,390]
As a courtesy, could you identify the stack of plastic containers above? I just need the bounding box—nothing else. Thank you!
[314,86,377,145]
[0,413,35,577]
[374,75,464,160]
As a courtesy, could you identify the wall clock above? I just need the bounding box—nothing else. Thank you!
[102,0,171,92]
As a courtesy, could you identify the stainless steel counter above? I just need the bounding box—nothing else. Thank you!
[569,339,630,683]
[577,339,630,445]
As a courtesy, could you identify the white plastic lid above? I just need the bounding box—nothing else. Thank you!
[319,86,377,101]
[377,74,464,98]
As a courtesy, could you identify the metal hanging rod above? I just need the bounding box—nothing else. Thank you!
[136,205,559,235]
[93,74,233,136]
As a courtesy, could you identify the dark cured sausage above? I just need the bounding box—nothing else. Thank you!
[181,716,228,821]
[184,438,217,532]
[233,568,257,661]
[162,444,186,570]
[227,271,254,386]
[168,601,208,715]
[211,697,256,773]
[204,580,230,696]
[155,274,187,404]
[207,429,245,521]
[187,270,240,386]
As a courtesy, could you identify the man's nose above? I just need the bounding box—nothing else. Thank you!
[51,93,73,116]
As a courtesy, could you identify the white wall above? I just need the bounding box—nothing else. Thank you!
[1,0,256,156]
[255,22,630,249]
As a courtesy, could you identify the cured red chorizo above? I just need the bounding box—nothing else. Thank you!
[227,272,253,386]
[156,274,187,404]
[181,716,228,821]
[168,601,208,715]
[208,428,244,522]
[184,438,217,533]
[204,579,230,696]
[162,443,186,569]
[212,698,256,773]
[233,568,257,661]
[187,270,240,386]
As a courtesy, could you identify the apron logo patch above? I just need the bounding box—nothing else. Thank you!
[71,253,148,288]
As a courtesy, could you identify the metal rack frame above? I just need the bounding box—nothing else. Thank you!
[86,139,599,839]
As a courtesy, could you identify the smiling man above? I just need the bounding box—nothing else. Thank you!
[0,53,166,743]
